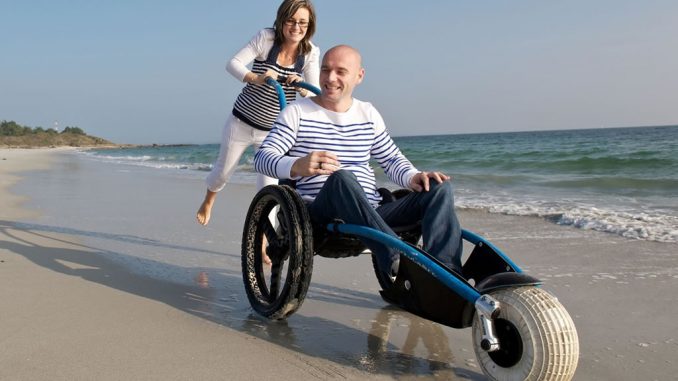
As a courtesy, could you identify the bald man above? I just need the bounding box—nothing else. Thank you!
[254,45,462,283]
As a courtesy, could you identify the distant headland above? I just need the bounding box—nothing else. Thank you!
[1,120,117,148]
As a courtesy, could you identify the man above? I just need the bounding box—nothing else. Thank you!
[254,45,462,281]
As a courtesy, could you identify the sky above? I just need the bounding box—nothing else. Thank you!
[1,0,677,145]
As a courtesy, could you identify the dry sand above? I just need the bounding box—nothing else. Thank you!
[1,148,676,380]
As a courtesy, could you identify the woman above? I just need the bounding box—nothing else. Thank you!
[197,0,319,227]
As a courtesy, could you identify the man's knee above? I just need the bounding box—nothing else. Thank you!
[424,180,456,211]
[429,180,454,197]
[329,169,357,181]
[326,169,359,187]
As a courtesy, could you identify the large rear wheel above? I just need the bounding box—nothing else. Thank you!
[241,185,313,320]
[472,287,579,381]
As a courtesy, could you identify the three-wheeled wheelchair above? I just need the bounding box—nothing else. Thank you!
[240,79,579,381]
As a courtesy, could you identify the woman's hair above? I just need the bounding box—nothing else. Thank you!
[273,0,316,56]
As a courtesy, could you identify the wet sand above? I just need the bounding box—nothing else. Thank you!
[1,148,676,380]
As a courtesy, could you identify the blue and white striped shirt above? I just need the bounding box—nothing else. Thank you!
[254,98,419,206]
[228,29,320,131]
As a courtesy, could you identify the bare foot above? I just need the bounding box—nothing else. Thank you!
[196,201,213,225]
[197,190,217,226]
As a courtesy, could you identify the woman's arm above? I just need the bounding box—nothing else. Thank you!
[301,44,321,95]
[226,29,272,83]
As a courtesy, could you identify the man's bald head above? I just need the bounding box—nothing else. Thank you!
[323,45,362,69]
[316,45,365,112]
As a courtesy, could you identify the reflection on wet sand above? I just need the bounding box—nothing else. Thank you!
[365,307,483,380]
[195,270,209,288]
[231,301,484,380]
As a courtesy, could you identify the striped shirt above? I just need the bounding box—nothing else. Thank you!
[254,98,419,206]
[228,29,320,131]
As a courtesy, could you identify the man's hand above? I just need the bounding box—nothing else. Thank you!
[291,151,341,177]
[409,171,450,192]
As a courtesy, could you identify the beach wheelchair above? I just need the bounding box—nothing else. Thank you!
[240,79,579,381]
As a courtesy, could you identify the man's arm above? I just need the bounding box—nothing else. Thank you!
[369,107,450,192]
[369,108,419,188]
[254,104,341,179]
[253,106,301,179]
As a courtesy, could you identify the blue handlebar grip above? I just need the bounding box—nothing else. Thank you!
[265,77,287,110]
[265,78,320,110]
[295,82,321,96]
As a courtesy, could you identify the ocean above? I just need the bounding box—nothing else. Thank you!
[82,125,678,243]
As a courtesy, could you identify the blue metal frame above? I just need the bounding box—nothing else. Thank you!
[461,230,522,272]
[327,223,483,303]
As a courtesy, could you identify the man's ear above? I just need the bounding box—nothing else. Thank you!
[356,68,365,84]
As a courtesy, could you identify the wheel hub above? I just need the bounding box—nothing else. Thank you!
[488,318,523,368]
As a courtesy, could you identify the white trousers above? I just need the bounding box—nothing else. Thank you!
[206,114,277,192]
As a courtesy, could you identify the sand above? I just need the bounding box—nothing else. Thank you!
[1,148,676,380]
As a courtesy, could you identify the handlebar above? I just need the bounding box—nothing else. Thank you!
[264,76,321,110]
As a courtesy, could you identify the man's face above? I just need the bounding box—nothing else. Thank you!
[319,47,364,107]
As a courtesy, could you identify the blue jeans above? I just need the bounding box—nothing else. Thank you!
[307,170,463,273]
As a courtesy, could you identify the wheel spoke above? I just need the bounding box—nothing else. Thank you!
[263,217,290,263]
[263,219,279,243]
[269,261,282,301]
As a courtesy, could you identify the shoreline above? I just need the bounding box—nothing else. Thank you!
[0,148,65,219]
[76,141,678,245]
[1,148,677,380]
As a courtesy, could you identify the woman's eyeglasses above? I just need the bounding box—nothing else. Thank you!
[284,19,309,28]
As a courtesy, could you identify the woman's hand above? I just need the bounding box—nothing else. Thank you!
[251,69,279,85]
[286,74,309,96]
[285,74,303,85]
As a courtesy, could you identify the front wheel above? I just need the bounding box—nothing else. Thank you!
[472,287,579,381]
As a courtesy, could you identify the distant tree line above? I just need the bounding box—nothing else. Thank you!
[1,120,85,136]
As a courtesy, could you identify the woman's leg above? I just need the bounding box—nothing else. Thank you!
[252,128,278,190]
[197,115,252,225]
